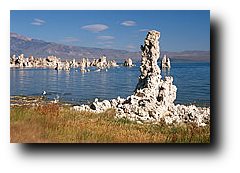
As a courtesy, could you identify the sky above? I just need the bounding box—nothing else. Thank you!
[10,10,210,52]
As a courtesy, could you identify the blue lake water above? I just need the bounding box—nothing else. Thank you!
[10,62,210,106]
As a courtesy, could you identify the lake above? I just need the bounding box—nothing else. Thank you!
[10,62,210,106]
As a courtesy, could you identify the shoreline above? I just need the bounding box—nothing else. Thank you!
[10,95,210,108]
[10,97,210,143]
[10,61,210,68]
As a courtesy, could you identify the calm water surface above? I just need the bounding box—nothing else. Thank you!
[10,62,210,106]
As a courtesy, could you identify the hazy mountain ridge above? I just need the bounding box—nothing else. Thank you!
[10,33,210,62]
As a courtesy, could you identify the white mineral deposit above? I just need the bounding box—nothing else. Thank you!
[73,30,210,126]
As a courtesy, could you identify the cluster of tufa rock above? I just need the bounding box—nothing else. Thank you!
[10,54,119,72]
[10,54,45,68]
[78,56,119,73]
[10,54,71,70]
[73,30,210,126]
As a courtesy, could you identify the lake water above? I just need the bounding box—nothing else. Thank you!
[10,62,210,106]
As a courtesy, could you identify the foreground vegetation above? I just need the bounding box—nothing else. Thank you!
[10,104,210,143]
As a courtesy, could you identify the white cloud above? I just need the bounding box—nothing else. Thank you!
[60,37,80,43]
[34,18,45,23]
[30,18,45,26]
[121,21,137,26]
[138,28,149,32]
[104,45,112,48]
[96,41,113,45]
[126,44,136,49]
[96,41,113,48]
[96,42,112,48]
[96,42,105,45]
[82,24,109,33]
[98,35,114,40]
[31,22,43,26]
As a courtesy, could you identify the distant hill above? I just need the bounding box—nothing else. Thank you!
[10,33,210,63]
[161,50,210,62]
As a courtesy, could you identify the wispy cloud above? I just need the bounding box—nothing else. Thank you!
[34,18,45,23]
[31,22,43,26]
[98,35,114,40]
[97,43,112,47]
[60,37,80,43]
[96,41,113,48]
[96,41,113,45]
[96,42,105,45]
[121,21,137,26]
[30,18,45,26]
[138,28,149,32]
[104,45,112,48]
[82,24,109,33]
[126,44,136,49]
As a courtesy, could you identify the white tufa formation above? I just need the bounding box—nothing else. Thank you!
[161,54,171,68]
[73,30,210,126]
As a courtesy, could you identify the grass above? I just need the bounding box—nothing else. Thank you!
[10,103,210,143]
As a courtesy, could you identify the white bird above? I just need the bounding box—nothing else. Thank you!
[42,91,46,95]
[53,98,58,103]
[53,94,59,103]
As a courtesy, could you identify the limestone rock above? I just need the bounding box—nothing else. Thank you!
[70,58,78,68]
[108,60,118,67]
[124,58,133,66]
[71,30,210,126]
[97,56,108,68]
[161,54,171,68]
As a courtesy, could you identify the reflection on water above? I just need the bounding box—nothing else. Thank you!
[10,62,210,105]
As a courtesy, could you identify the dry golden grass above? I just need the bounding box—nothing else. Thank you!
[10,104,210,143]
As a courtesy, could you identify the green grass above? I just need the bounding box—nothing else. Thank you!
[10,103,210,143]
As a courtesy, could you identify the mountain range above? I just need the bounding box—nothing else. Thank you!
[10,33,210,63]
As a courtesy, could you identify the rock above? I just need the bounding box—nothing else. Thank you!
[87,99,112,113]
[161,54,171,68]
[63,60,70,70]
[90,59,98,67]
[10,54,82,70]
[70,58,78,68]
[10,54,121,73]
[73,30,210,126]
[158,76,177,106]
[97,56,108,68]
[94,69,101,72]
[86,58,91,67]
[124,58,133,66]
[109,60,118,67]
[134,30,162,100]
[102,100,111,109]
[55,62,63,70]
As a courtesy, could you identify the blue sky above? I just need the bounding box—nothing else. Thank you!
[10,10,210,52]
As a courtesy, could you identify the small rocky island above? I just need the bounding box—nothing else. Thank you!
[123,58,132,66]
[73,30,210,126]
